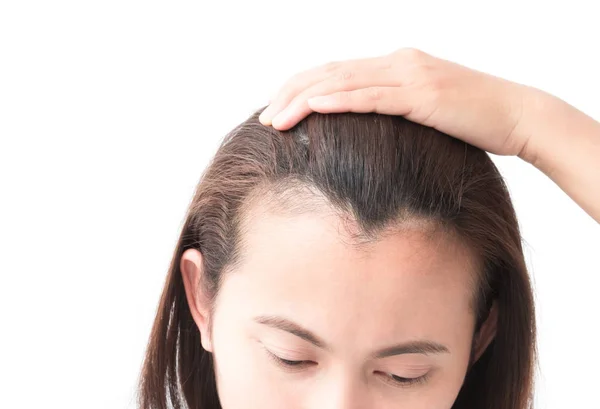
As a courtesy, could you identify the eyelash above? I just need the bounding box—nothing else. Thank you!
[383,372,430,388]
[264,348,430,388]
[264,349,315,372]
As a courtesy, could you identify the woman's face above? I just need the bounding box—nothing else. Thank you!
[183,205,485,409]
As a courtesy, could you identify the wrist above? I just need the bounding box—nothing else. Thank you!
[515,85,600,222]
[515,87,580,175]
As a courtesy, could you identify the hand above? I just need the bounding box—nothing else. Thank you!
[259,47,540,161]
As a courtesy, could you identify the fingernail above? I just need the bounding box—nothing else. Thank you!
[259,106,273,125]
[271,110,286,128]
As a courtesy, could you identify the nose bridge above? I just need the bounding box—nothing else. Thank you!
[310,365,372,409]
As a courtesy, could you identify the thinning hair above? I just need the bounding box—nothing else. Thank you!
[137,108,536,409]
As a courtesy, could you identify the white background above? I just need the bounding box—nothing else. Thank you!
[1,1,599,408]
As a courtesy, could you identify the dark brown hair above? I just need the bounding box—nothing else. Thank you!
[136,107,536,409]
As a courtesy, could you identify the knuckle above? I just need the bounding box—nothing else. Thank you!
[406,54,440,85]
[365,87,383,100]
[335,69,355,82]
[394,47,433,71]
[395,47,426,59]
[411,47,429,61]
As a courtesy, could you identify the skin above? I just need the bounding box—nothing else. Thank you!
[178,47,599,408]
[181,201,497,409]
[259,47,600,223]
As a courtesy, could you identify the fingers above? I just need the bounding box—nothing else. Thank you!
[269,87,415,130]
[305,87,414,118]
[259,60,344,125]
[259,56,392,127]
[269,63,404,130]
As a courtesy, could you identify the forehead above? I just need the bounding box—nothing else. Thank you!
[224,194,479,344]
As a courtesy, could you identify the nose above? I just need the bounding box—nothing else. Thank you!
[309,371,372,409]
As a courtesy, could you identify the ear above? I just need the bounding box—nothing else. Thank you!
[472,300,498,363]
[180,248,214,352]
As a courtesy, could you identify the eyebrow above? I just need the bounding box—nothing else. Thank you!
[254,315,450,358]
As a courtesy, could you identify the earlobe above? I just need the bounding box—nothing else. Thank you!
[180,249,213,352]
[472,300,498,363]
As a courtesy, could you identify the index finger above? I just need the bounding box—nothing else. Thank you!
[260,56,384,125]
[259,60,342,125]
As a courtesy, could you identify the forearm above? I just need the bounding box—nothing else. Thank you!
[519,87,600,223]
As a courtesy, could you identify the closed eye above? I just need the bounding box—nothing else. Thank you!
[263,347,316,371]
[261,343,429,388]
[275,356,307,366]
[375,371,430,388]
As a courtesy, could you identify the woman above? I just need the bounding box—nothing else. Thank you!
[136,48,600,409]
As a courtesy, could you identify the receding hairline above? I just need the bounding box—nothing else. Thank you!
[220,175,485,331]
[238,178,458,246]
